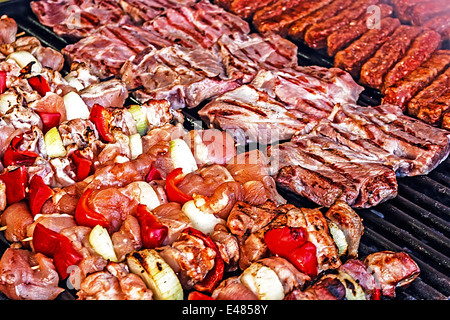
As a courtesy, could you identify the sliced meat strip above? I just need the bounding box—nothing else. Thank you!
[198,84,311,144]
[269,140,398,208]
[334,17,400,78]
[304,0,379,49]
[359,24,422,90]
[382,29,441,92]
[326,3,394,57]
[288,0,353,42]
[422,12,450,41]
[383,50,450,111]
[329,103,450,177]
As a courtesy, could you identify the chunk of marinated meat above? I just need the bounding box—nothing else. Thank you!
[210,224,240,272]
[26,214,77,242]
[0,248,63,300]
[0,202,33,243]
[60,226,108,286]
[325,201,363,259]
[77,262,153,300]
[31,45,64,72]
[158,231,216,290]
[111,215,142,262]
[87,187,139,233]
[364,251,420,298]
[80,79,128,109]
[152,202,192,245]
[226,150,286,205]
[0,15,17,45]
[28,92,67,124]
[212,276,258,300]
[187,129,237,166]
[177,164,235,197]
[285,277,346,300]
[227,201,279,238]
[284,206,341,273]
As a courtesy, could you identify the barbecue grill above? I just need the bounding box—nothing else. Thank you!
[0,0,449,300]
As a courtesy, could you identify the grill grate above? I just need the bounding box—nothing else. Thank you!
[0,0,449,300]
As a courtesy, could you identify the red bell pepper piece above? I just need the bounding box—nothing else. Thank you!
[32,223,83,280]
[371,288,382,300]
[3,134,39,167]
[264,227,307,258]
[89,104,114,143]
[53,235,83,280]
[165,168,192,205]
[182,227,224,293]
[74,188,110,229]
[188,291,215,300]
[0,166,28,205]
[288,242,318,278]
[136,204,168,249]
[69,150,92,181]
[146,164,162,182]
[28,75,51,97]
[28,175,54,216]
[32,223,61,258]
[0,71,6,94]
[37,112,61,134]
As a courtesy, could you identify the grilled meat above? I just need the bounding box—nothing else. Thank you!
[360,24,423,90]
[253,0,334,36]
[77,261,153,300]
[416,90,450,126]
[382,29,441,91]
[118,0,197,25]
[31,0,129,40]
[325,201,363,259]
[326,3,394,57]
[334,17,400,78]
[0,201,34,243]
[214,0,275,20]
[0,248,63,300]
[120,45,240,109]
[0,15,17,45]
[383,50,450,111]
[146,0,250,50]
[288,0,352,42]
[303,0,379,49]
[364,251,420,298]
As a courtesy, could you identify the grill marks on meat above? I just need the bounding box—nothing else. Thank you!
[212,32,298,82]
[360,25,423,90]
[118,0,197,25]
[62,23,171,78]
[334,17,401,78]
[269,103,450,208]
[199,66,363,145]
[120,45,240,109]
[31,0,129,40]
[147,0,250,50]
[199,84,311,144]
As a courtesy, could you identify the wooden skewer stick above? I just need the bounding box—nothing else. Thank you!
[30,265,40,271]
[15,31,26,38]
[22,237,33,242]
[0,226,7,232]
